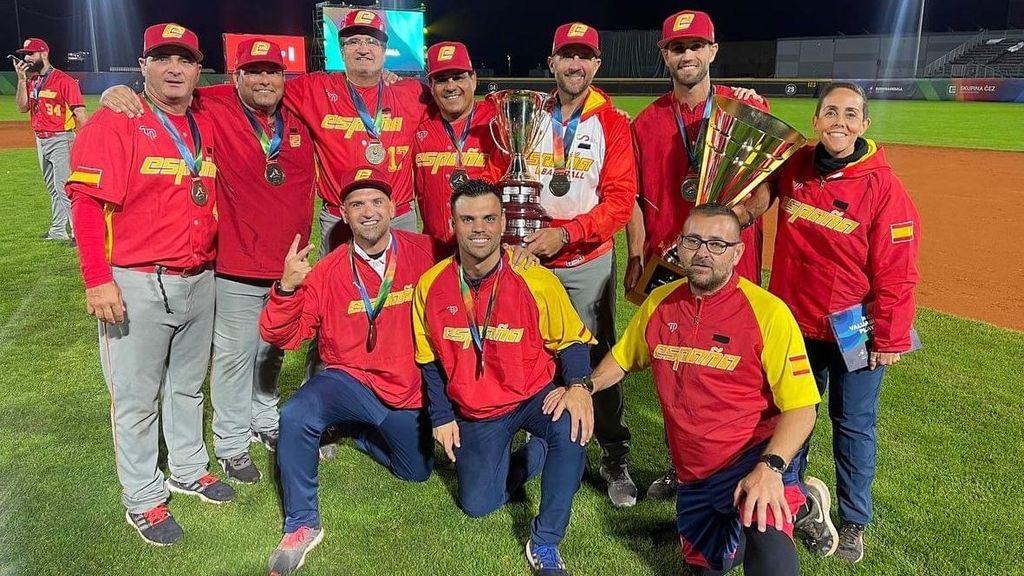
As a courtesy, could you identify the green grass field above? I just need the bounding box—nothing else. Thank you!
[1,95,1023,576]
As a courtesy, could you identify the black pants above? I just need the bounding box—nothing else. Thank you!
[688,526,799,576]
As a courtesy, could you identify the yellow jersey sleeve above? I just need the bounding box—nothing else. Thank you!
[413,258,451,365]
[738,279,822,412]
[611,279,683,372]
[515,266,595,351]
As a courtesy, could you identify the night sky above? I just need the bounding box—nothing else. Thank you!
[1,0,1016,73]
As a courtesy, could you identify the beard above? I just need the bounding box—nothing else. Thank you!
[27,59,45,73]
[674,64,708,89]
[555,73,589,100]
[684,259,731,293]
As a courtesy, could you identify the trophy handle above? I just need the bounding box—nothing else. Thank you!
[489,118,511,156]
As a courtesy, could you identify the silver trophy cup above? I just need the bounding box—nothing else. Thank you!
[488,90,552,245]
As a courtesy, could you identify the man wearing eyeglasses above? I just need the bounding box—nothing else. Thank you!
[544,203,823,576]
[484,21,638,508]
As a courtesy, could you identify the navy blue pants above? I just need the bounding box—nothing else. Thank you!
[277,368,434,533]
[793,339,886,526]
[453,383,586,546]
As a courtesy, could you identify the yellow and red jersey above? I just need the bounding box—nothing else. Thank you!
[632,86,768,283]
[282,73,430,216]
[613,274,820,483]
[413,99,498,252]
[193,84,315,280]
[483,86,636,269]
[259,231,437,409]
[26,68,84,134]
[66,103,218,286]
[769,141,921,351]
[413,252,595,420]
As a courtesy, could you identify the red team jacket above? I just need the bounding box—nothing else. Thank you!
[632,86,769,283]
[283,73,430,217]
[66,102,219,287]
[484,87,636,269]
[194,85,315,280]
[613,274,820,483]
[413,252,595,420]
[26,68,84,134]
[259,230,437,409]
[413,98,498,252]
[769,141,921,351]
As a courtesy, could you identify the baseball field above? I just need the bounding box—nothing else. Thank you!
[0,93,1021,576]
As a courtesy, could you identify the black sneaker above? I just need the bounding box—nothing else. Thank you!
[794,476,838,557]
[252,429,279,452]
[125,503,183,546]
[268,525,325,575]
[836,522,865,563]
[167,473,236,504]
[647,466,677,501]
[599,464,637,508]
[219,452,261,484]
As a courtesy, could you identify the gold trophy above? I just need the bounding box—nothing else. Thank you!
[489,89,552,245]
[626,95,806,304]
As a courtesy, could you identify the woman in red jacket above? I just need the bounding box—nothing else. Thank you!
[769,82,921,564]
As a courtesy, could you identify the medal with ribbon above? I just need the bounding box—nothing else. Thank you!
[241,102,285,186]
[31,68,52,103]
[549,98,583,198]
[674,86,715,202]
[442,104,475,191]
[349,237,398,351]
[455,257,502,377]
[348,79,386,165]
[145,94,208,206]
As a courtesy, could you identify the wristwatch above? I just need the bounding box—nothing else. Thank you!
[759,453,786,474]
[567,376,594,394]
[274,280,296,297]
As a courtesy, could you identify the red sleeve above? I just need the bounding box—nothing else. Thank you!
[65,114,131,206]
[867,171,921,351]
[258,259,325,350]
[61,74,85,108]
[563,110,636,245]
[195,83,236,103]
[282,73,316,126]
[69,193,112,288]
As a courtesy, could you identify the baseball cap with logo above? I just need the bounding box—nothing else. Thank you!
[551,22,600,56]
[143,23,203,62]
[340,9,389,44]
[659,10,715,47]
[427,42,473,77]
[16,38,49,54]
[235,38,284,70]
[340,166,392,200]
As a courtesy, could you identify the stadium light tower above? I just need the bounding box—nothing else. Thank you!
[913,0,926,77]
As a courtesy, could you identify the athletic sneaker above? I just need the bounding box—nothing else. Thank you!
[599,464,638,508]
[125,503,183,546]
[167,473,236,504]
[219,452,261,484]
[526,540,569,576]
[646,466,678,501]
[836,522,865,563]
[318,443,338,461]
[252,429,279,452]
[268,525,325,576]
[794,476,838,557]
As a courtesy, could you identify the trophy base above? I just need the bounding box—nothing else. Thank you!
[625,254,687,306]
[498,180,549,246]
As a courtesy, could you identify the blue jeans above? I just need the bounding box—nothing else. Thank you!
[453,383,586,546]
[793,339,886,526]
[277,368,434,533]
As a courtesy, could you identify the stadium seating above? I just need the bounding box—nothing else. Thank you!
[925,31,1024,78]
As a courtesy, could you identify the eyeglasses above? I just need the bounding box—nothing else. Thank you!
[678,235,739,255]
[342,37,383,49]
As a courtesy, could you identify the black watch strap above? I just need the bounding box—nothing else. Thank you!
[274,280,296,296]
[567,376,594,394]
[759,453,786,474]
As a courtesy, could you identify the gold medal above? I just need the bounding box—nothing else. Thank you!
[449,169,469,191]
[681,177,698,203]
[265,162,285,186]
[365,141,386,165]
[191,178,209,206]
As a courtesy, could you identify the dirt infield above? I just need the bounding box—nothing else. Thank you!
[1,120,1020,331]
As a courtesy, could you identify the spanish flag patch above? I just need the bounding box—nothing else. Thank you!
[68,166,102,187]
[890,221,915,244]
[789,354,811,377]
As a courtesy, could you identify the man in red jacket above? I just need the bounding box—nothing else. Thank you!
[769,82,921,563]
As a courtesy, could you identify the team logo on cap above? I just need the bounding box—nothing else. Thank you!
[354,169,373,181]
[23,40,31,48]
[568,23,589,37]
[162,24,186,39]
[353,10,376,25]
[438,45,456,61]
[251,41,271,56]
[673,13,695,31]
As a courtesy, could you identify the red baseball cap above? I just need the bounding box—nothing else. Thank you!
[340,167,392,201]
[143,23,203,62]
[552,22,600,56]
[341,9,389,43]
[17,38,49,54]
[659,10,715,47]
[427,42,473,77]
[235,38,284,70]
